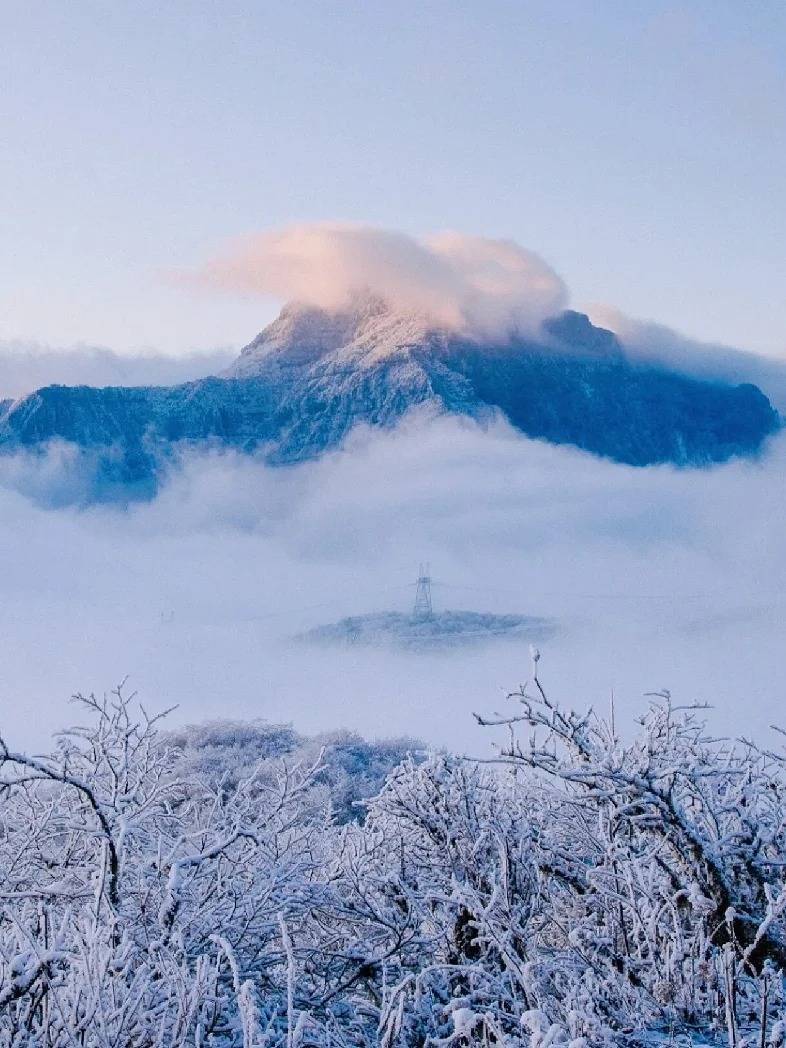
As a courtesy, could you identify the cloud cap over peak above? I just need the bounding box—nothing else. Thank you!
[196,223,568,340]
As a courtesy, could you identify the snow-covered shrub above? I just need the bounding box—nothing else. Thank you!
[2,667,786,1045]
[0,687,327,1045]
[166,719,422,822]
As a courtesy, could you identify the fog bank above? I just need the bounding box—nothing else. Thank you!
[0,414,783,754]
[0,341,235,398]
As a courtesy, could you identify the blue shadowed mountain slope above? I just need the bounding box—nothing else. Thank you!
[0,298,779,501]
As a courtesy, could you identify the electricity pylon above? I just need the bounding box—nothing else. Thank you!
[412,563,434,621]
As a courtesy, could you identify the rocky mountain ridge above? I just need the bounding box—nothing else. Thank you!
[0,298,779,500]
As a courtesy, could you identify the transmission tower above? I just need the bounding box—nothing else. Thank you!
[412,563,434,621]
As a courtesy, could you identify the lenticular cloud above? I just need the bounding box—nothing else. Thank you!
[197,222,568,339]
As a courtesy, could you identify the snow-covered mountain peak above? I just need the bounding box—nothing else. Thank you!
[0,293,779,501]
[226,294,447,376]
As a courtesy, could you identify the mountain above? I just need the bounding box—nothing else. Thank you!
[0,297,779,499]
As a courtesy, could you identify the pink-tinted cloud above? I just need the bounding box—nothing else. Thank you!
[195,223,568,339]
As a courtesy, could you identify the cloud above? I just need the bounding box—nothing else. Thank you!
[587,305,786,412]
[4,224,783,410]
[195,223,568,339]
[0,414,784,757]
[1,226,785,756]
[190,222,786,407]
[0,341,236,399]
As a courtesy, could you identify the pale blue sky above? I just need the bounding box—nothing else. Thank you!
[1,1,784,356]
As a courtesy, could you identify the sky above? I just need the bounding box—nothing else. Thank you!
[1,1,785,357]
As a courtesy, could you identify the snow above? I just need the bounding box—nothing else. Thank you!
[0,296,777,504]
[228,293,442,375]
[3,681,786,1043]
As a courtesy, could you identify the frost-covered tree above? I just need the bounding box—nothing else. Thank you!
[2,668,786,1046]
[0,686,326,1044]
[473,651,786,1040]
[166,719,422,823]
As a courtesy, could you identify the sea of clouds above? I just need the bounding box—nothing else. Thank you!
[1,221,784,755]
[0,410,783,755]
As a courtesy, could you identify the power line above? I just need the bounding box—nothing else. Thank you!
[412,563,434,621]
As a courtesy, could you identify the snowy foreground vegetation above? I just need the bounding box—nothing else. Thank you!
[3,665,786,1046]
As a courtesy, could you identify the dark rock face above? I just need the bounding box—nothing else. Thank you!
[0,301,779,500]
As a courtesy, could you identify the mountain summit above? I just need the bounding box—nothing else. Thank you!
[0,299,779,500]
[227,294,443,374]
